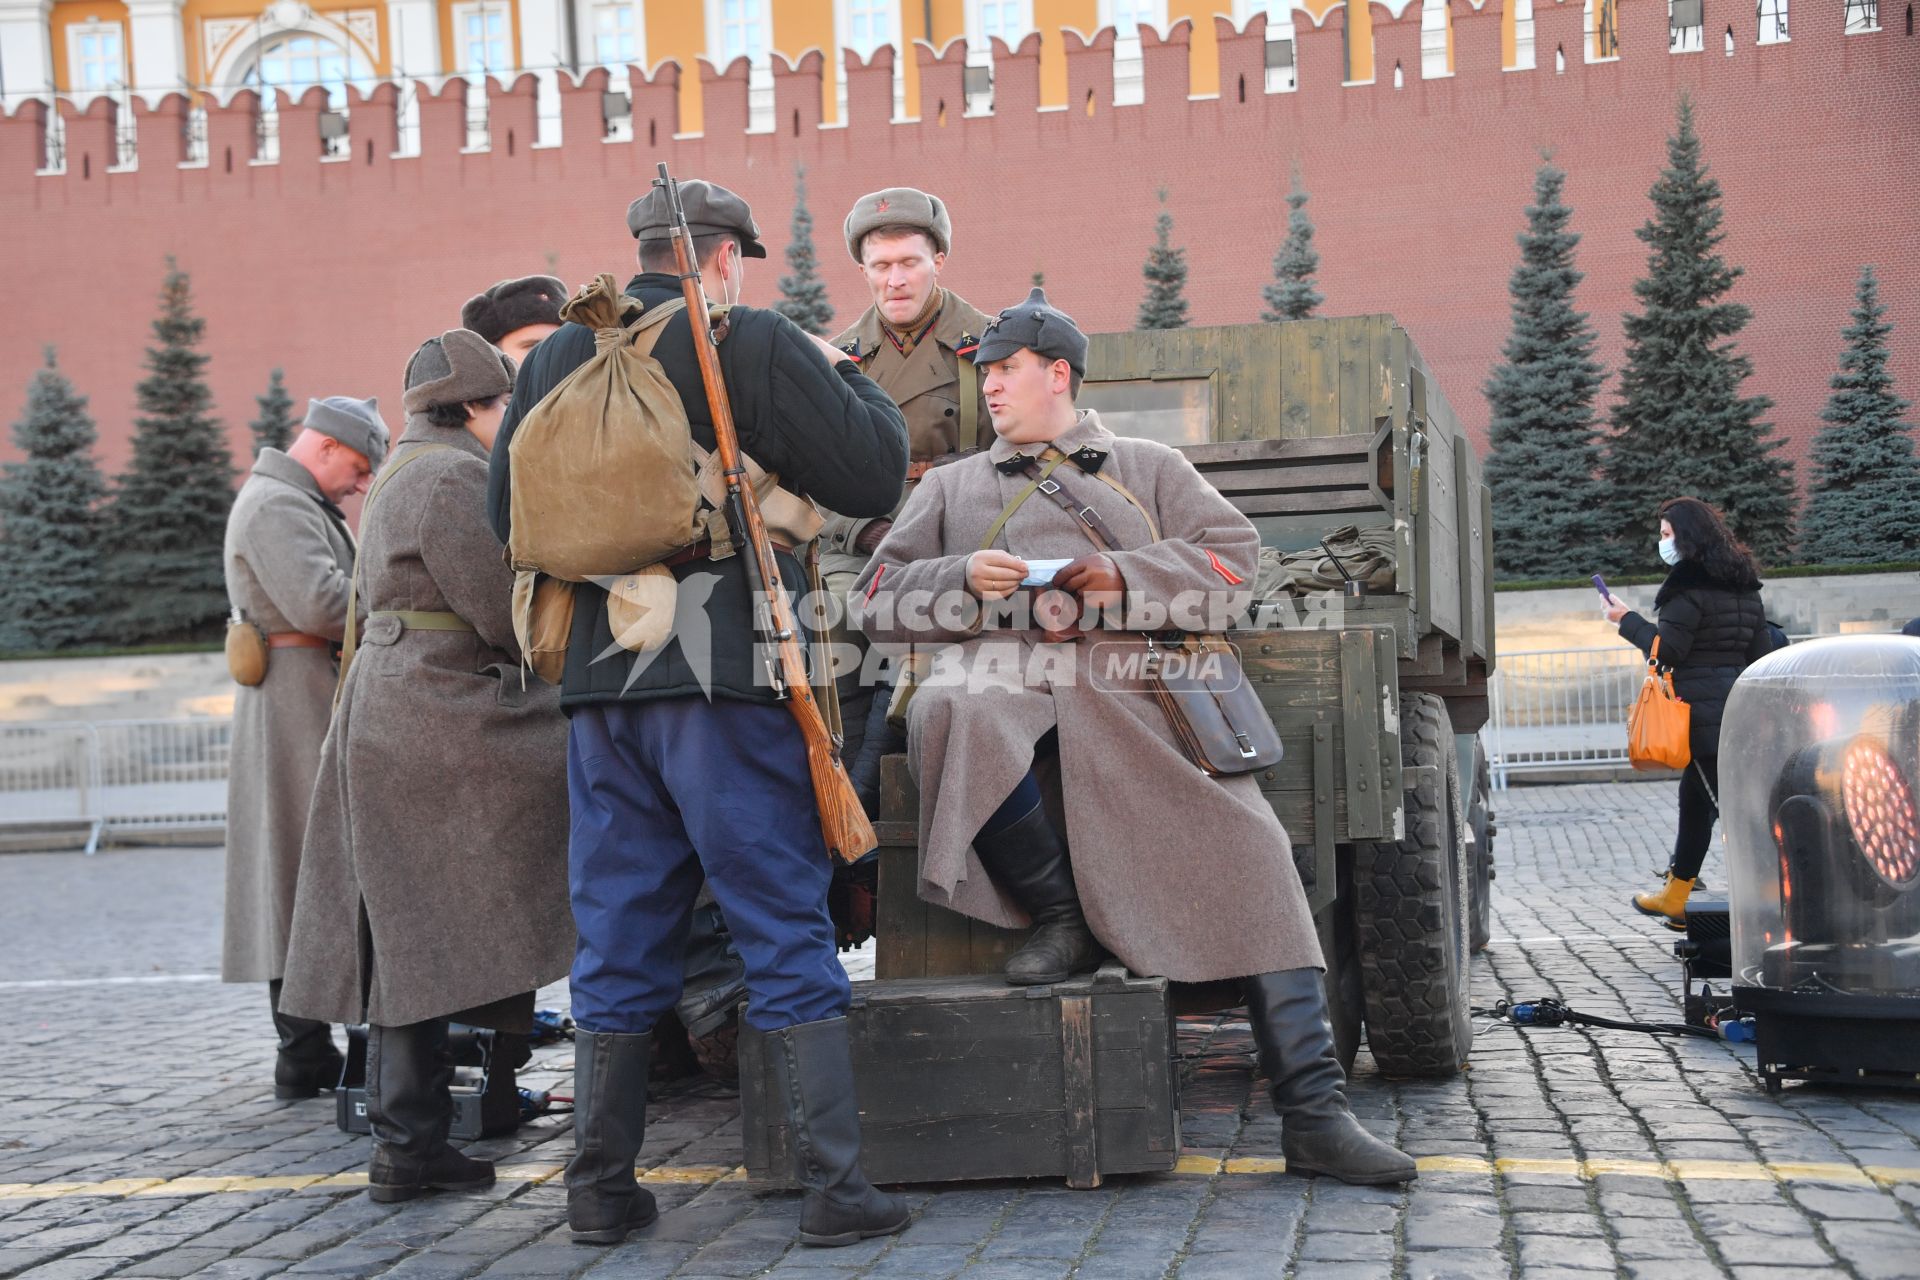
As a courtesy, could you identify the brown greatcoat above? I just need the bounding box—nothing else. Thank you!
[222,448,356,983]
[278,417,573,1029]
[819,288,995,580]
[851,411,1322,982]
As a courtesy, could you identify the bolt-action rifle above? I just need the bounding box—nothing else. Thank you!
[653,162,877,863]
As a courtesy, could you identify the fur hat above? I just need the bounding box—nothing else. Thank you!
[403,329,515,416]
[302,396,389,468]
[460,276,567,345]
[844,187,951,261]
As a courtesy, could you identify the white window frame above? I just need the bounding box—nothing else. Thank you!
[590,1,643,68]
[67,19,127,99]
[834,0,906,122]
[1509,0,1537,69]
[1100,0,1165,105]
[452,2,511,150]
[1669,0,1704,50]
[1421,0,1453,77]
[705,0,773,131]
[964,0,1034,113]
[1233,0,1297,92]
[1757,0,1789,41]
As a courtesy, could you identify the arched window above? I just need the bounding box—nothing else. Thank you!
[1422,0,1455,76]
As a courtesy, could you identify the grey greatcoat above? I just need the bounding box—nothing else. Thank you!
[278,419,573,1029]
[852,412,1322,982]
[222,449,356,983]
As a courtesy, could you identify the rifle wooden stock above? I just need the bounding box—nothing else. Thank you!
[654,164,877,863]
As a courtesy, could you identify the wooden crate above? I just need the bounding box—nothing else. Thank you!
[737,965,1179,1189]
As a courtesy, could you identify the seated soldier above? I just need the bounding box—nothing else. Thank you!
[851,289,1416,1186]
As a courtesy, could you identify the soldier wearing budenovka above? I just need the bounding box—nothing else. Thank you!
[279,331,574,1203]
[852,289,1417,1186]
[822,188,994,810]
[223,396,385,1099]
[486,180,911,1247]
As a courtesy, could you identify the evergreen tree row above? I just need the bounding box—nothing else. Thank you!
[0,261,277,652]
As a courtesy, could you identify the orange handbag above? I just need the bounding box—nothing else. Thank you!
[1627,637,1692,771]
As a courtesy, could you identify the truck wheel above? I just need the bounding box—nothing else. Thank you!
[1468,737,1495,954]
[1356,693,1473,1077]
[1327,855,1364,1077]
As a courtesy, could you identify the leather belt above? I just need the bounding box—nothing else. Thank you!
[658,538,795,569]
[267,632,331,650]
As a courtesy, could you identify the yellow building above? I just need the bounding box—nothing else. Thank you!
[0,0,1632,138]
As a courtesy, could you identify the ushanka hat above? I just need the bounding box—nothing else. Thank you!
[302,395,390,468]
[402,329,515,416]
[843,187,952,261]
[460,275,567,345]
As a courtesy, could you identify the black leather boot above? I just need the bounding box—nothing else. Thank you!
[364,1020,496,1203]
[971,805,1105,986]
[770,1016,909,1247]
[566,1032,659,1245]
[268,979,344,1100]
[1245,970,1418,1186]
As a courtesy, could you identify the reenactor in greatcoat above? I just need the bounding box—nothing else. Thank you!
[822,188,995,810]
[487,180,912,1248]
[853,290,1418,1187]
[221,396,386,1098]
[280,331,574,1204]
[460,275,567,366]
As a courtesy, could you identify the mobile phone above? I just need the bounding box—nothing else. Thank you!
[1592,574,1614,602]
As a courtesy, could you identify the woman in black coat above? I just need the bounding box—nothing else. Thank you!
[1604,497,1774,926]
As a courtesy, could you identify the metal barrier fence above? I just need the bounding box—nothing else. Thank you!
[0,718,230,852]
[1486,647,1646,788]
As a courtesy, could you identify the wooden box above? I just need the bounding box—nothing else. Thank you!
[738,964,1179,1189]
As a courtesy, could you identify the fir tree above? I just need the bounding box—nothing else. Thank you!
[1136,188,1190,331]
[1799,266,1920,564]
[1262,171,1323,322]
[250,368,295,456]
[1604,96,1795,566]
[774,165,834,336]
[1483,162,1610,580]
[100,259,235,644]
[0,350,108,651]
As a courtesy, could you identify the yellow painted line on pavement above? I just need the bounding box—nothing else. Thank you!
[7,1154,1919,1202]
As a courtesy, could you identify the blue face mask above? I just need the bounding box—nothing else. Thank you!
[1658,536,1681,566]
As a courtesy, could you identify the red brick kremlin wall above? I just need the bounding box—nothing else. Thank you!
[2,7,1916,526]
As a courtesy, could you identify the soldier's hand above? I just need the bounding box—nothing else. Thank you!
[806,331,853,366]
[854,520,893,555]
[967,550,1029,601]
[1054,554,1125,618]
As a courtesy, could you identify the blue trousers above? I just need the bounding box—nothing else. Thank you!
[566,697,850,1035]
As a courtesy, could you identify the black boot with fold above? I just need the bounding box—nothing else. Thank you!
[1245,970,1418,1185]
[565,1032,659,1244]
[364,1019,496,1203]
[769,1016,910,1247]
[970,805,1105,986]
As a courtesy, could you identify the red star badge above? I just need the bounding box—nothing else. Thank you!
[875,198,891,213]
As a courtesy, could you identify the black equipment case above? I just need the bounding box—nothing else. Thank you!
[738,963,1179,1189]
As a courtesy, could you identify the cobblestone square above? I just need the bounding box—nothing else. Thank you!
[4,780,1919,1278]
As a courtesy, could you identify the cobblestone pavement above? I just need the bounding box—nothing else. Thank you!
[4,780,1920,1279]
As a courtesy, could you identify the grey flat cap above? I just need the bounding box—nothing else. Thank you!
[974,288,1088,378]
[303,395,390,468]
[626,178,767,258]
[844,187,951,261]
[403,329,515,416]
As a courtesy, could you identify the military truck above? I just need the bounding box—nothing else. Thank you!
[869,315,1497,1079]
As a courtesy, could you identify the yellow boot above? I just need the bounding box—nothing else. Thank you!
[1632,872,1695,929]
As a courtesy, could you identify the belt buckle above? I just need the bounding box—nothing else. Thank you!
[1037,479,1062,495]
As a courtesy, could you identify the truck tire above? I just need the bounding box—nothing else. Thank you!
[1356,693,1473,1077]
[1327,855,1364,1077]
[1468,736,1495,953]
